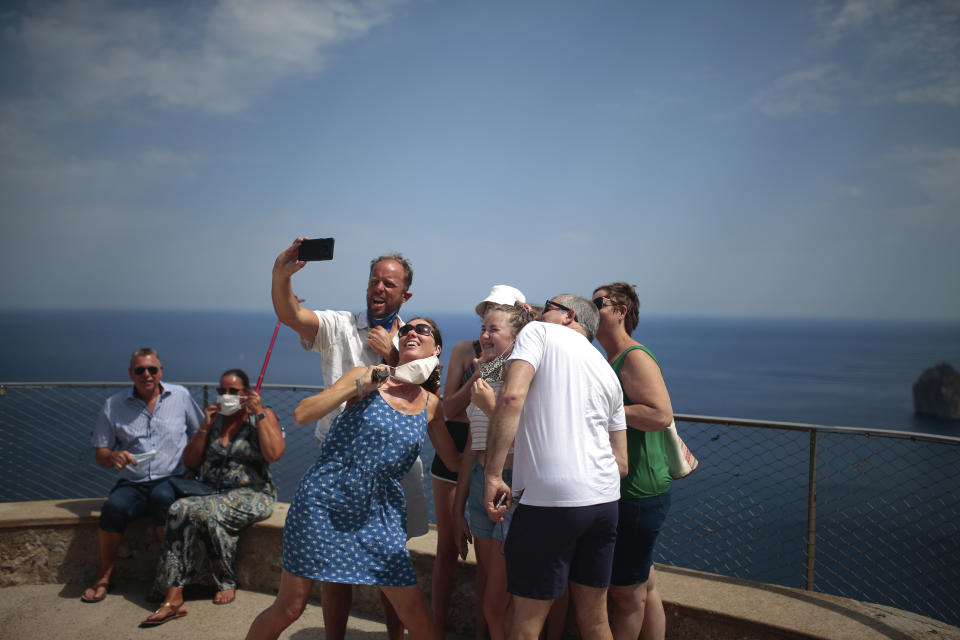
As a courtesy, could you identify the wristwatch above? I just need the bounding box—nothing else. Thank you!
[255,412,267,422]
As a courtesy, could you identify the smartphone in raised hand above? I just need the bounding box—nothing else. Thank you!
[298,237,335,261]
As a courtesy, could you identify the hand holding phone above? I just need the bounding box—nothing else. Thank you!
[297,237,335,262]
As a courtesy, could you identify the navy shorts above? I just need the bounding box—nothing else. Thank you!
[99,477,177,533]
[610,492,671,586]
[430,420,469,483]
[504,500,619,600]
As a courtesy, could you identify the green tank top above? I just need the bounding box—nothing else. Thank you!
[611,345,672,499]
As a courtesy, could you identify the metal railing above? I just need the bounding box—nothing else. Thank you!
[1,382,958,627]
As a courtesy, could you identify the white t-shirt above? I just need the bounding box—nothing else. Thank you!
[301,309,428,538]
[507,321,626,507]
[301,310,403,442]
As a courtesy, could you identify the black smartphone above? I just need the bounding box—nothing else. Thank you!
[297,237,335,262]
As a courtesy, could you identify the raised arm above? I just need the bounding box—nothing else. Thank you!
[182,402,218,469]
[272,238,320,344]
[620,349,674,431]
[246,391,286,463]
[293,365,382,425]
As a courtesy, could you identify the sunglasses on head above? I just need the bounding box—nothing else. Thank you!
[543,299,575,318]
[133,366,159,375]
[217,387,245,395]
[399,323,434,338]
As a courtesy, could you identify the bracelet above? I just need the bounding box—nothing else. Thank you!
[356,377,364,399]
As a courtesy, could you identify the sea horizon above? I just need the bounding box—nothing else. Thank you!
[2,308,959,435]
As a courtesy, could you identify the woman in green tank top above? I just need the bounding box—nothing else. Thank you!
[593,282,675,640]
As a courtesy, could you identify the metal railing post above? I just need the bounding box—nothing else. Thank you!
[805,428,818,590]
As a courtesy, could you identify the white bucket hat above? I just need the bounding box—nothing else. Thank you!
[475,285,526,316]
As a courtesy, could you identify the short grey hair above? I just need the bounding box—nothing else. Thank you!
[554,294,599,342]
[129,347,160,369]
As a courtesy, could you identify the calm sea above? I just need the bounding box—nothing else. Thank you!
[2,309,959,434]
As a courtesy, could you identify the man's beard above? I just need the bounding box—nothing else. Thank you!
[367,298,402,320]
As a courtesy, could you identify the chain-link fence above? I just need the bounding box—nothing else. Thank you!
[665,415,960,627]
[1,383,958,626]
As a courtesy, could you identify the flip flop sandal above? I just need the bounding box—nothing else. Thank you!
[80,582,110,603]
[139,602,188,627]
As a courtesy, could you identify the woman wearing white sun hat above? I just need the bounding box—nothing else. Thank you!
[431,284,525,638]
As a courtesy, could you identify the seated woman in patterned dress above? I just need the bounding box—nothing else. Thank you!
[245,317,458,640]
[140,368,286,627]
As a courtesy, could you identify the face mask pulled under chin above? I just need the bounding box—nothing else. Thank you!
[392,355,439,385]
[218,394,243,416]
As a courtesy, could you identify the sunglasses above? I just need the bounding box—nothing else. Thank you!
[217,387,245,395]
[399,323,435,338]
[593,296,616,310]
[543,299,575,318]
[133,366,159,375]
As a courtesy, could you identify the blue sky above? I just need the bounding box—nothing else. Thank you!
[1,0,958,320]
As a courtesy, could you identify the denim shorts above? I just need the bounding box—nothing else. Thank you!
[467,460,512,540]
[610,491,671,586]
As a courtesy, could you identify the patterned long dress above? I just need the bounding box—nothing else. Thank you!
[156,415,277,591]
[282,390,428,586]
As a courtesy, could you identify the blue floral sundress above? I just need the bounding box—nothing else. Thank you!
[282,390,428,586]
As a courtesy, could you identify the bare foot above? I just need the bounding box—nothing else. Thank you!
[213,588,236,605]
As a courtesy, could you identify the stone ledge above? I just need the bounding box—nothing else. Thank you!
[0,498,288,530]
[1,499,957,639]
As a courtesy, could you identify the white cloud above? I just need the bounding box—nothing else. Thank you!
[751,64,846,117]
[3,0,404,115]
[882,147,960,218]
[755,0,960,116]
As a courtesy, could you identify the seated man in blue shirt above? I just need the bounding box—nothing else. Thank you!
[81,348,203,603]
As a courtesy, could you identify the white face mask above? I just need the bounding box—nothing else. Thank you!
[392,355,439,385]
[218,394,243,416]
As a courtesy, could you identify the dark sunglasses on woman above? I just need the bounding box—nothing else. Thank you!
[216,387,245,395]
[398,323,434,338]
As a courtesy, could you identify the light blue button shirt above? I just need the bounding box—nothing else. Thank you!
[91,383,203,482]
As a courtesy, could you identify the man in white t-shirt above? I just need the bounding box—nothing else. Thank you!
[484,294,628,640]
[270,238,426,640]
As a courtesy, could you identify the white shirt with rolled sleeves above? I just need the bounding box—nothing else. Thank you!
[507,321,627,507]
[300,308,428,537]
[90,383,204,482]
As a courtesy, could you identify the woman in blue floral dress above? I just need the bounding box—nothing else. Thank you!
[246,318,458,640]
[140,369,286,627]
